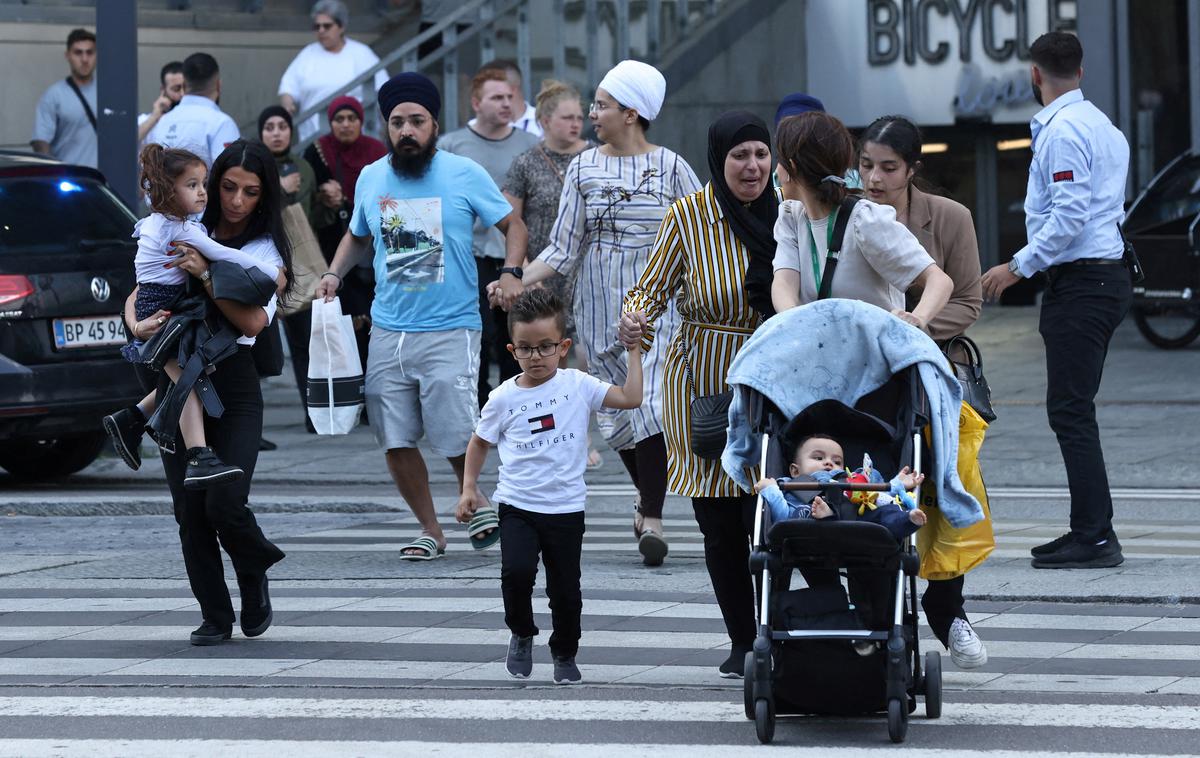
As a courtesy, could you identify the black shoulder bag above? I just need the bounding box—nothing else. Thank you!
[685,196,859,461]
[64,78,97,131]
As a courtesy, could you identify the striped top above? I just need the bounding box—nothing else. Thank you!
[540,145,701,449]
[624,184,763,497]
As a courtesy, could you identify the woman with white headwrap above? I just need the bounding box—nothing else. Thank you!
[498,60,701,567]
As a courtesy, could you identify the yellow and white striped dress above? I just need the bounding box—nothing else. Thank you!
[623,184,762,498]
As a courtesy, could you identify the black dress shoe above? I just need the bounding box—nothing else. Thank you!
[719,643,752,679]
[238,572,273,637]
[190,620,232,646]
[1031,538,1124,569]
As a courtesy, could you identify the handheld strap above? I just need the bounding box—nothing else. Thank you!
[817,195,860,300]
[64,78,97,131]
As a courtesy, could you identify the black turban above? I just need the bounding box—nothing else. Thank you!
[378,72,441,122]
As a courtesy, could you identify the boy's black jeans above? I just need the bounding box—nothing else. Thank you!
[499,503,585,659]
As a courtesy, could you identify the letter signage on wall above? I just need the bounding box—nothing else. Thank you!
[809,0,1076,126]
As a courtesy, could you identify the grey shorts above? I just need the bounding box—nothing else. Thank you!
[365,326,481,457]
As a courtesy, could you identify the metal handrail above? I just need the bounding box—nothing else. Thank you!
[243,0,728,154]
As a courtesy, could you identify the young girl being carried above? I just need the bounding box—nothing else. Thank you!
[103,144,283,489]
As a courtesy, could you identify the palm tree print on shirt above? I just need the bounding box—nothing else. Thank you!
[376,193,444,286]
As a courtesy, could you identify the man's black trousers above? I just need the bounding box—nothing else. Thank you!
[476,257,520,403]
[1039,263,1132,545]
[499,504,585,659]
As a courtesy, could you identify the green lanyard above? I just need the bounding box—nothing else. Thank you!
[804,207,840,293]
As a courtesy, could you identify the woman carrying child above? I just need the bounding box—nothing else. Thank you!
[104,143,285,487]
[119,141,293,646]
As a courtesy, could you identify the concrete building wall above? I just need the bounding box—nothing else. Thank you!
[653,0,806,182]
[0,22,385,152]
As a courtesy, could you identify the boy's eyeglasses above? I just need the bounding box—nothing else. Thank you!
[512,342,562,359]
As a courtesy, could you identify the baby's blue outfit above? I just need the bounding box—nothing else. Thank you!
[761,469,920,542]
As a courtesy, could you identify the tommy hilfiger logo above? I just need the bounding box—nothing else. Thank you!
[528,414,556,434]
[1052,170,1074,182]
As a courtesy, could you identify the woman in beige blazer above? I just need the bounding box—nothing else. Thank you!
[858,114,989,670]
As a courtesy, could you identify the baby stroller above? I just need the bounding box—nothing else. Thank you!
[741,369,942,744]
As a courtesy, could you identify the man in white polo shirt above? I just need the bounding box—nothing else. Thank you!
[145,52,239,167]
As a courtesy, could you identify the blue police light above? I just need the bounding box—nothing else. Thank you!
[58,180,83,193]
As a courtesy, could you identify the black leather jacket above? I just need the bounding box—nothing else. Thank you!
[143,261,277,451]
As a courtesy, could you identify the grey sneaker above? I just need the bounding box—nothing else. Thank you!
[506,634,533,679]
[948,617,988,669]
[553,655,582,685]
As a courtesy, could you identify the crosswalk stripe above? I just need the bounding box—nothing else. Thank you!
[297,527,1200,549]
[0,656,1193,693]
[0,741,1149,758]
[2,697,1199,729]
[1,597,1191,631]
[6,626,1169,662]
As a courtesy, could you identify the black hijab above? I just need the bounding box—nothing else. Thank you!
[707,110,778,320]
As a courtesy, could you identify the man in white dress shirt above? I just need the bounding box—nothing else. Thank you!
[981,32,1133,570]
[144,53,239,168]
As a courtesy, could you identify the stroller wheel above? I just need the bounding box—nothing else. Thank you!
[754,698,775,744]
[887,698,908,743]
[924,651,943,719]
[743,652,755,720]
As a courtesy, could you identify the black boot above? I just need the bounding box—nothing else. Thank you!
[238,572,273,638]
[102,406,145,471]
[183,447,244,490]
[190,620,232,646]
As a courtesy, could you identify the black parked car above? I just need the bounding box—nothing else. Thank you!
[0,152,142,480]
[1123,150,1200,349]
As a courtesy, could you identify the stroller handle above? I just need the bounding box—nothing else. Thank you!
[779,481,892,492]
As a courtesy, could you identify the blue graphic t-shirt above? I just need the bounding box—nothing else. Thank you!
[349,151,512,332]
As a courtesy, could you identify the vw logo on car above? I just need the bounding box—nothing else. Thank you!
[90,276,111,303]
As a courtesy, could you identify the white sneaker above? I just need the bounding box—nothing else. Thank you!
[948,617,988,669]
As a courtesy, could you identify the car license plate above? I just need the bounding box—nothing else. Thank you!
[52,315,126,349]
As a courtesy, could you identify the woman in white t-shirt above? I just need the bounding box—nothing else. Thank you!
[278,0,390,142]
[124,141,293,648]
[770,111,953,326]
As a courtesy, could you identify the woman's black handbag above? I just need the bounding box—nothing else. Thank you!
[681,334,732,460]
[690,390,733,460]
[943,334,996,423]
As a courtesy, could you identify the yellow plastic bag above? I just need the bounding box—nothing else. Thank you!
[917,401,995,580]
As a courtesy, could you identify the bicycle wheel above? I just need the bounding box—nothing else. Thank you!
[1133,304,1200,349]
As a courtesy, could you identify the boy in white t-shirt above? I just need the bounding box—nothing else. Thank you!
[456,288,643,685]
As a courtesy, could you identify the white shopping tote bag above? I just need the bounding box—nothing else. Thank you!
[306,296,364,435]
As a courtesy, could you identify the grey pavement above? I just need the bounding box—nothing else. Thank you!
[2,303,1199,754]
[3,305,1197,603]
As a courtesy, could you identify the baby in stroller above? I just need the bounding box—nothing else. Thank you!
[754,434,927,539]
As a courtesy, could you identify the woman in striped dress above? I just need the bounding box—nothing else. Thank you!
[621,111,779,676]
[510,61,701,567]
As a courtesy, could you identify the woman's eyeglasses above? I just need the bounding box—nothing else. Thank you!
[313,22,336,31]
[512,342,562,359]
[588,101,626,114]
